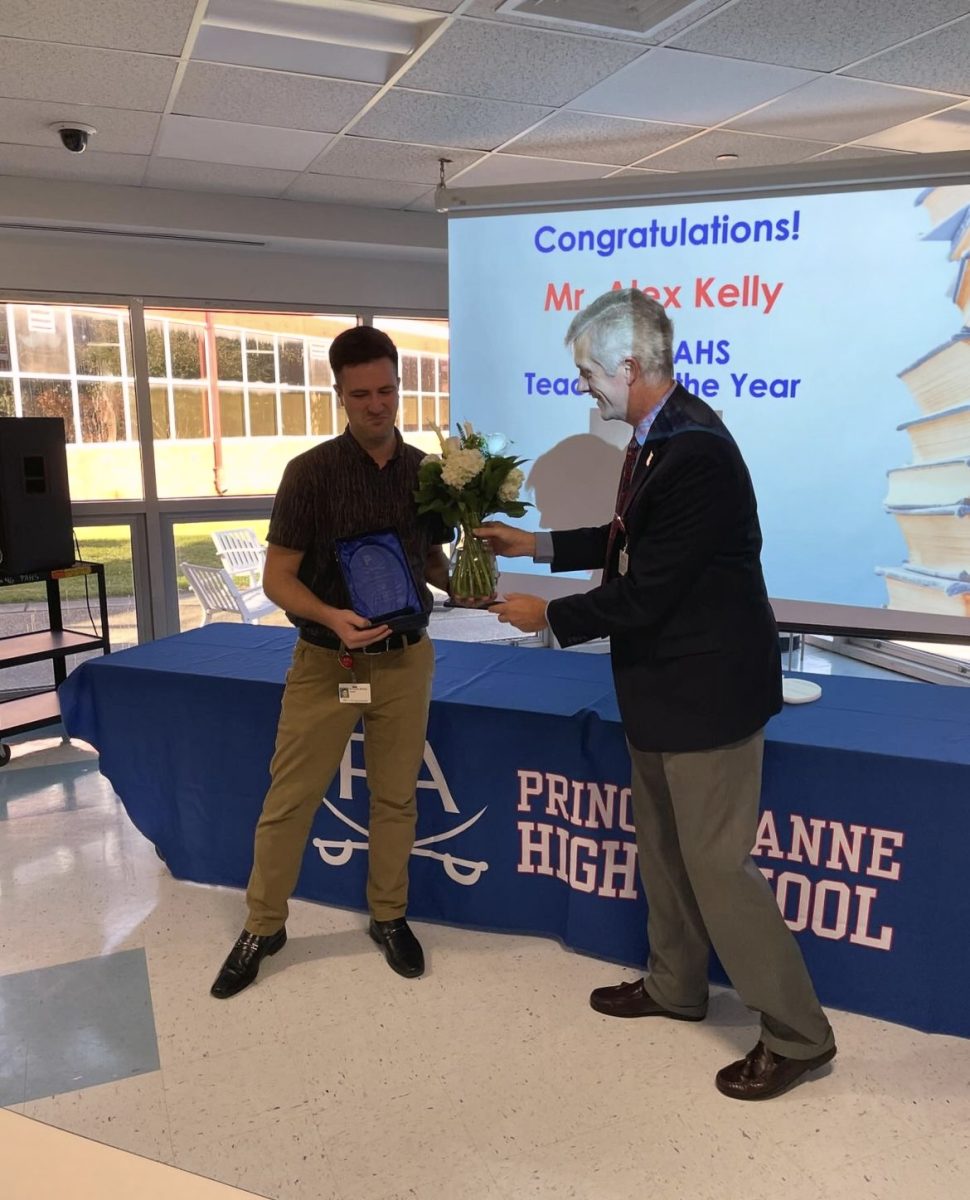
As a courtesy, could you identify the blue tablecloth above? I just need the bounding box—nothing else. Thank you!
[60,624,970,1038]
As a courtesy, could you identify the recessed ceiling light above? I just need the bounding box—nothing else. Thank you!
[496,1,715,36]
[194,0,443,85]
[716,153,740,162]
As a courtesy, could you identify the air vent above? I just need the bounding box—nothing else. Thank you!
[496,0,711,36]
[0,223,266,247]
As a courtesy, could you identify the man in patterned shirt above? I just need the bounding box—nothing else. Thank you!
[210,326,452,998]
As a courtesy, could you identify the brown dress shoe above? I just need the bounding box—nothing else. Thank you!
[589,977,705,1021]
[716,1040,837,1101]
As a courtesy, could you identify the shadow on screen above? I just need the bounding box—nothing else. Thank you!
[527,433,625,530]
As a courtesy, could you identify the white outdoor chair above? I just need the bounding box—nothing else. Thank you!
[211,527,266,588]
[181,562,278,626]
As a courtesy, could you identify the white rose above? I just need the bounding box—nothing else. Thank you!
[421,453,442,465]
[441,447,486,488]
[498,467,524,502]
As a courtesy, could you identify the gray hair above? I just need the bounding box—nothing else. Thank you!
[564,288,673,381]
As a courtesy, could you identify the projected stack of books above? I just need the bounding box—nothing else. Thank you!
[879,187,970,616]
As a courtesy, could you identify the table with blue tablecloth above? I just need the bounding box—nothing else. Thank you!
[59,624,970,1038]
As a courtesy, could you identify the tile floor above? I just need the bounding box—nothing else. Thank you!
[1,653,968,1199]
[0,947,159,1105]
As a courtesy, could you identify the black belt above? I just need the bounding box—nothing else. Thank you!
[299,627,424,655]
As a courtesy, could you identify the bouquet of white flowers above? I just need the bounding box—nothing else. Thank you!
[415,421,529,604]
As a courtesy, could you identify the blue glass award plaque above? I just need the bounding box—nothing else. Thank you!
[334,528,428,633]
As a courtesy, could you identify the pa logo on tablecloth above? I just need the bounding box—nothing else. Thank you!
[312,732,488,886]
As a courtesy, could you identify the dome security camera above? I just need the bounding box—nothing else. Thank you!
[51,122,97,153]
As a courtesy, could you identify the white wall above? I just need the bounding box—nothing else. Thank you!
[0,176,448,311]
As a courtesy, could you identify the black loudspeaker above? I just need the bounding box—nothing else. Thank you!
[0,417,74,576]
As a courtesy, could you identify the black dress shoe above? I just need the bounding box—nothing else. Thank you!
[210,927,287,999]
[715,1040,837,1101]
[368,918,424,978]
[589,977,705,1021]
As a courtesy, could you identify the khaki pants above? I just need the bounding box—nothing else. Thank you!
[629,730,835,1060]
[246,635,435,933]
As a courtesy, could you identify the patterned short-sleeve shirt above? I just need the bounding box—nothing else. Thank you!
[268,429,451,637]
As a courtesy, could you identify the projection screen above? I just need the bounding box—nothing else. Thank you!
[446,163,970,641]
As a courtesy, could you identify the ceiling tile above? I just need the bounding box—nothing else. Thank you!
[308,137,484,183]
[144,158,298,197]
[0,38,177,110]
[285,173,430,208]
[846,17,970,97]
[652,0,735,39]
[463,1,657,42]
[352,89,551,150]
[156,115,331,171]
[859,103,970,153]
[451,153,614,186]
[0,97,160,154]
[731,76,960,143]
[372,0,463,10]
[174,63,378,133]
[671,0,970,72]
[642,129,834,171]
[397,17,647,106]
[504,111,698,166]
[568,47,818,126]
[809,145,913,160]
[0,144,146,184]
[610,166,673,175]
[0,0,197,55]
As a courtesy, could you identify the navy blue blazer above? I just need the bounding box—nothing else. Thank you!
[546,385,782,752]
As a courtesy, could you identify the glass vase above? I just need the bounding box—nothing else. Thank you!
[450,521,498,606]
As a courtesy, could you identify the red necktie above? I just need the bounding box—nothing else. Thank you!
[604,437,640,580]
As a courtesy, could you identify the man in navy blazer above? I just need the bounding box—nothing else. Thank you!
[481,288,835,1101]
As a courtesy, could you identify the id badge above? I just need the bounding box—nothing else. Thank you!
[618,548,630,577]
[338,683,372,704]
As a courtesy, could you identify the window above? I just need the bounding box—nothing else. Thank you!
[13,305,70,374]
[174,519,279,632]
[173,387,207,440]
[308,341,332,388]
[279,339,304,386]
[216,335,243,381]
[374,317,450,452]
[73,313,124,377]
[78,381,130,443]
[150,385,171,440]
[0,300,456,649]
[246,335,276,384]
[73,524,139,651]
[249,392,277,437]
[310,390,335,436]
[19,378,74,440]
[281,392,306,437]
[0,307,12,372]
[146,322,167,377]
[219,389,246,438]
[0,303,142,499]
[145,309,355,498]
[169,325,203,379]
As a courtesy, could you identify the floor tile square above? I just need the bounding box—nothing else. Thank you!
[0,948,160,1104]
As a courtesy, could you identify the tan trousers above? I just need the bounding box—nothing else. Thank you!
[245,635,435,933]
[628,730,835,1060]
